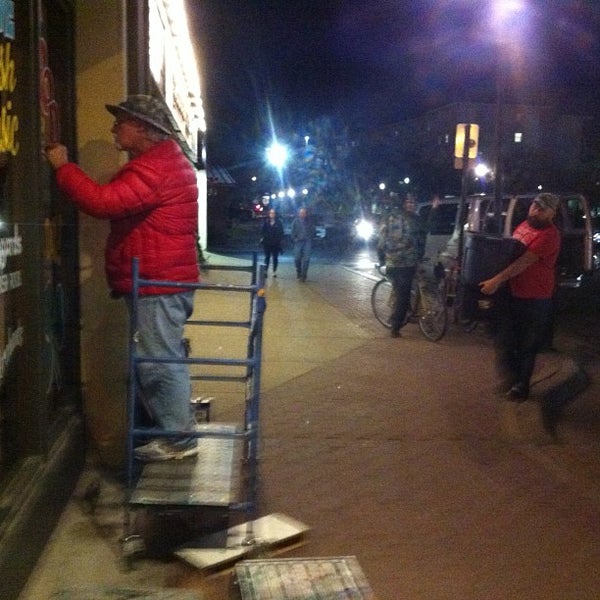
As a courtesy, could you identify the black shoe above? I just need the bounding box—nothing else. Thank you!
[506,383,529,402]
[390,330,401,338]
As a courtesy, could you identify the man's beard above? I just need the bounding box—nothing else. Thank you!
[527,215,550,229]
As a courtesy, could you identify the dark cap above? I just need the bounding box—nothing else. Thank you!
[105,95,172,135]
[533,193,559,211]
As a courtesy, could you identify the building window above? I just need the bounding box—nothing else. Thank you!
[514,132,523,143]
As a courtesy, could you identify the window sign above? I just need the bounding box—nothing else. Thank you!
[0,0,20,389]
[0,0,17,158]
[0,0,14,41]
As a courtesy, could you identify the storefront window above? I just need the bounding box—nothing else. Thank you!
[38,1,80,437]
[0,0,79,481]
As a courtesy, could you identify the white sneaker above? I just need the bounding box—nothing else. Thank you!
[134,439,198,462]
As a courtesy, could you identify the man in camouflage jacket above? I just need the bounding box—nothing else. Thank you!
[377,194,426,337]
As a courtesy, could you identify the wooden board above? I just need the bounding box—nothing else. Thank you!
[175,513,309,571]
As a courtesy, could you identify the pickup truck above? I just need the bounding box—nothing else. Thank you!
[418,193,599,288]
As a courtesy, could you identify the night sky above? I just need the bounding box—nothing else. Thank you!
[192,0,600,167]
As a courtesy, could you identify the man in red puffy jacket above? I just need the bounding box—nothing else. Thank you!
[45,95,200,462]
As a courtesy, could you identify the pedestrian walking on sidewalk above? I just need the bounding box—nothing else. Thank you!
[45,94,200,462]
[479,193,561,401]
[261,207,284,277]
[291,206,315,281]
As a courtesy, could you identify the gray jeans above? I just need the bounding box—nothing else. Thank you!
[294,239,312,279]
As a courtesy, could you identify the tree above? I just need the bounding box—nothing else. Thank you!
[284,116,364,220]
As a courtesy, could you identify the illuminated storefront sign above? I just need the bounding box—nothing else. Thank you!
[0,0,20,390]
[0,0,18,157]
[148,0,205,161]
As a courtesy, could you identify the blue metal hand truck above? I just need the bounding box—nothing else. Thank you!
[121,254,266,566]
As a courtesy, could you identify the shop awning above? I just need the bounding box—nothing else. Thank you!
[207,165,236,186]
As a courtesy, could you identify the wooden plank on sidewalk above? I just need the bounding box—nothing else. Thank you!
[175,513,309,571]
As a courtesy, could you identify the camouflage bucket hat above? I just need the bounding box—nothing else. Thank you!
[533,193,559,211]
[106,94,172,135]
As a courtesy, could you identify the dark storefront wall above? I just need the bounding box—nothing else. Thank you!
[0,2,84,598]
[0,1,205,596]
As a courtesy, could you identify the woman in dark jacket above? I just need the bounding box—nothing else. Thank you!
[261,208,285,277]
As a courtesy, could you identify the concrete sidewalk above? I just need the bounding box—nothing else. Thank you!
[20,258,600,600]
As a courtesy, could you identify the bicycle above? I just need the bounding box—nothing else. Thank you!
[371,262,448,341]
[437,258,479,333]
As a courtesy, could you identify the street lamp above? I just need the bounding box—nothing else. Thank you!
[266,140,289,211]
[490,0,526,231]
[266,140,289,171]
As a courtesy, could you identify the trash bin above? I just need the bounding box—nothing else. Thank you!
[460,233,525,320]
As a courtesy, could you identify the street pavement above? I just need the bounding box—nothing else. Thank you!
[19,254,600,600]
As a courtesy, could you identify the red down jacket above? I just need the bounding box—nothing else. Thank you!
[55,139,199,295]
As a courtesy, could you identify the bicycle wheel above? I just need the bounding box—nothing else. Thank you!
[417,286,448,341]
[371,278,393,329]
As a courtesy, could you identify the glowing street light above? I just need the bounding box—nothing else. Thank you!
[491,0,524,28]
[266,141,289,170]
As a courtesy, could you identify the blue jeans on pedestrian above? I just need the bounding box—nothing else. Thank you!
[125,291,195,441]
[386,265,417,333]
[294,239,312,280]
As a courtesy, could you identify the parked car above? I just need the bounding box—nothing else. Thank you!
[417,196,465,267]
[418,193,597,288]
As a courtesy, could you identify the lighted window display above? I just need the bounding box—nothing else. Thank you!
[148,0,205,162]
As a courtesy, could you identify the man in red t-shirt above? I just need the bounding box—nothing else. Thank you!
[479,193,561,400]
